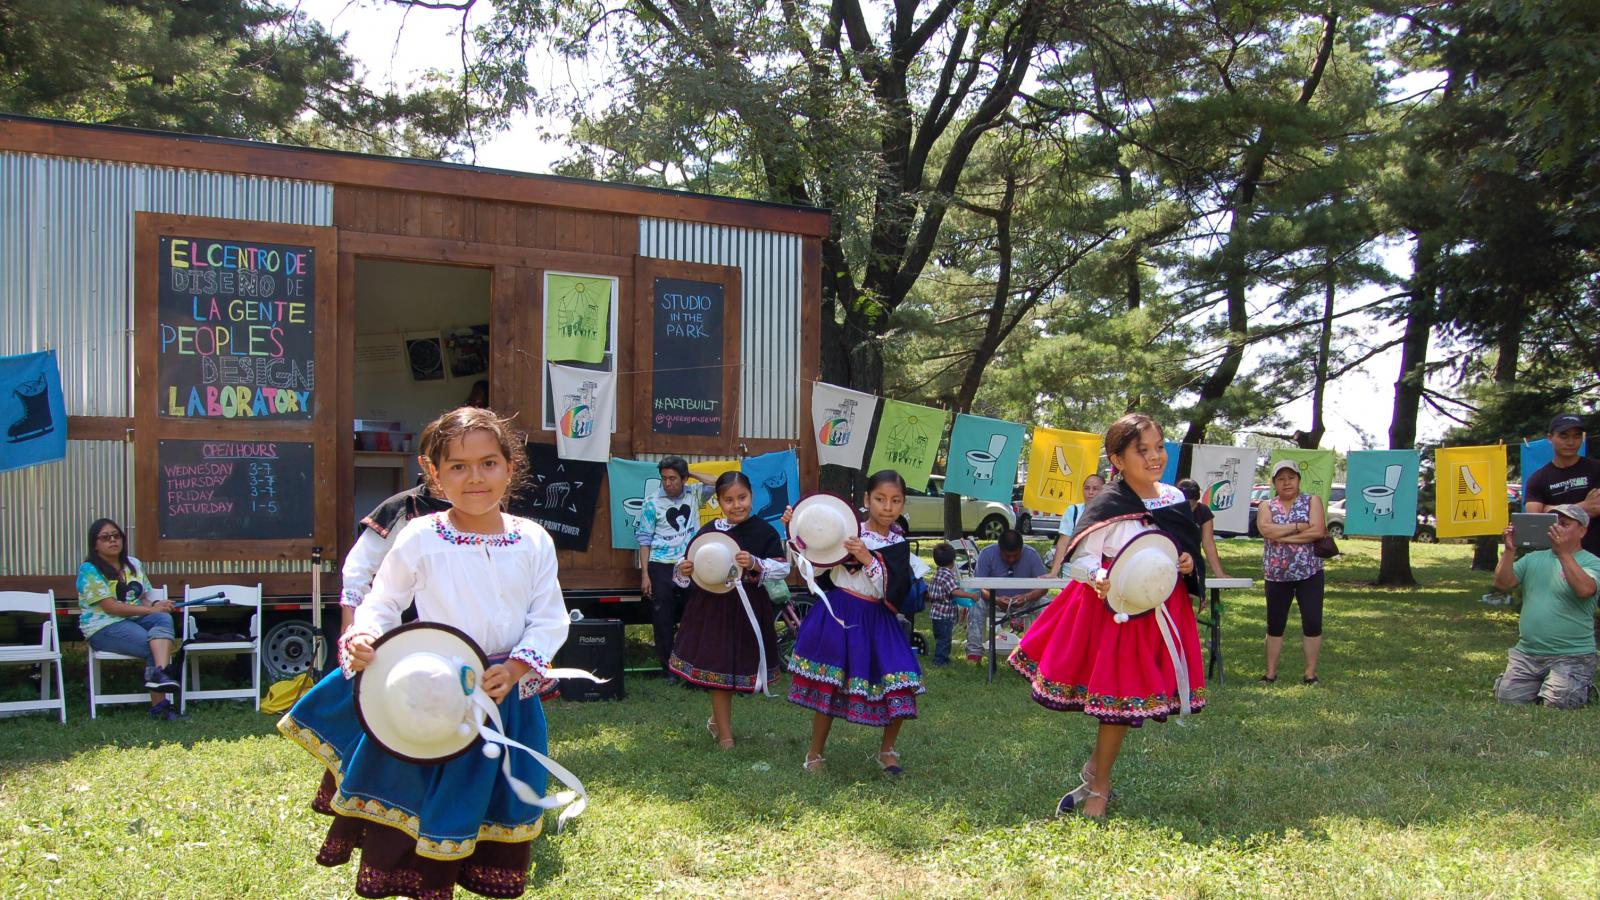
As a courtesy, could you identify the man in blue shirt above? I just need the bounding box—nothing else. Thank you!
[1492,504,1600,708]
[966,529,1048,661]
[636,457,718,681]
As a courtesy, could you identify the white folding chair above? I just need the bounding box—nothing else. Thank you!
[87,586,171,718]
[180,583,263,713]
[0,590,67,723]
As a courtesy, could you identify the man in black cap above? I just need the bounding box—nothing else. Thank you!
[1526,414,1600,557]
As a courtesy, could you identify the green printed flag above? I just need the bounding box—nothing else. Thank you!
[866,399,951,490]
[943,414,1026,503]
[1268,449,1337,505]
[545,274,612,363]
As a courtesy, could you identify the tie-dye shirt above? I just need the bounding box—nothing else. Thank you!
[76,557,155,638]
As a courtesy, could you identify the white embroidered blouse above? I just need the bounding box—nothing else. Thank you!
[825,523,903,599]
[346,512,570,688]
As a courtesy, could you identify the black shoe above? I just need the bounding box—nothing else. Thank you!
[144,666,179,692]
[148,699,188,721]
[1259,675,1277,684]
[1302,676,1320,686]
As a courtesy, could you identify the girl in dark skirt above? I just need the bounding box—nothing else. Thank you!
[670,471,788,748]
[1009,413,1206,819]
[786,470,924,775]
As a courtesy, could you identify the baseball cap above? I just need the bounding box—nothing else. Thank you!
[1270,459,1300,478]
[1549,414,1585,434]
[1549,504,1591,529]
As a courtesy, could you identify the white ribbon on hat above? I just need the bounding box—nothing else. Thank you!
[1153,604,1191,719]
[466,687,590,831]
[790,551,853,629]
[729,577,771,697]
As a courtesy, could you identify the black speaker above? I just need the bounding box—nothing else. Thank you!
[552,618,624,701]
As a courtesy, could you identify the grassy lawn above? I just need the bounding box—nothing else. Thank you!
[4,539,1600,898]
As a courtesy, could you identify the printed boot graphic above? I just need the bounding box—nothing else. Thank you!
[7,374,54,443]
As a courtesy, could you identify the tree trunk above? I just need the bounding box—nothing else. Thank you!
[1471,300,1527,571]
[1299,250,1338,449]
[1376,231,1438,586]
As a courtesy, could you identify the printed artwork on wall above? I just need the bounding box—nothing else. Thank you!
[406,334,445,382]
[743,449,800,539]
[1268,449,1336,505]
[545,273,613,364]
[509,443,604,551]
[0,350,68,473]
[694,459,743,524]
[1344,450,1421,536]
[1521,438,1586,508]
[866,399,950,490]
[606,457,660,550]
[443,325,489,378]
[548,363,616,462]
[1022,428,1101,515]
[810,382,880,469]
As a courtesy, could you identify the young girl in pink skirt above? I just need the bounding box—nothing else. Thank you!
[1009,413,1207,818]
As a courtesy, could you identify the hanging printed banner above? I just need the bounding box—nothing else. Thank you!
[944,415,1027,503]
[1161,441,1181,485]
[1023,428,1102,515]
[509,443,605,551]
[1521,438,1586,509]
[695,459,744,524]
[1435,444,1509,538]
[1268,449,1337,505]
[1191,444,1253,536]
[0,350,68,473]
[547,363,616,462]
[866,400,951,490]
[607,457,660,550]
[810,382,880,469]
[1344,450,1420,536]
[742,449,801,539]
[544,273,612,364]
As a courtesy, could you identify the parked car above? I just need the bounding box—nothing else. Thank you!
[1326,500,1438,542]
[901,476,1015,538]
[1011,485,1061,536]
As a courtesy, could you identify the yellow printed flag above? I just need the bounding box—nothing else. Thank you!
[1435,444,1508,538]
[696,459,743,524]
[1023,428,1102,515]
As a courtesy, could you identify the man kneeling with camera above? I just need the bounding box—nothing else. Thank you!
[1492,504,1600,709]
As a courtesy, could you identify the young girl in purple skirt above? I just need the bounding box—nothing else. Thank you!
[785,470,924,775]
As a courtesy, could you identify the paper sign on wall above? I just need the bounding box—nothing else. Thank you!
[1023,428,1101,515]
[1343,450,1421,537]
[811,382,879,469]
[866,400,950,490]
[944,414,1026,503]
[1191,444,1253,535]
[1435,444,1508,538]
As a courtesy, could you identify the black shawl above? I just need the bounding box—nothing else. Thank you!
[357,482,452,540]
[814,527,913,611]
[1067,479,1206,595]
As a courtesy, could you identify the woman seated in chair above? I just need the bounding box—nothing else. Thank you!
[76,517,185,721]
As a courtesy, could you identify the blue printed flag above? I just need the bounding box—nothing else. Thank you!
[1344,450,1421,537]
[742,449,801,539]
[1161,441,1181,485]
[1521,438,1585,509]
[943,414,1026,503]
[607,457,662,550]
[0,350,68,473]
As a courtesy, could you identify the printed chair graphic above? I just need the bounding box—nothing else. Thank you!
[1039,446,1074,501]
[1363,464,1404,520]
[7,373,54,443]
[965,434,1008,484]
[1453,464,1486,522]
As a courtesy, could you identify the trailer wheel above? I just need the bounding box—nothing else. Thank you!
[262,620,319,681]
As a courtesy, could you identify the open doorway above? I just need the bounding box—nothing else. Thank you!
[351,259,492,518]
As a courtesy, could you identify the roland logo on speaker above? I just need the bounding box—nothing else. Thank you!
[578,636,606,645]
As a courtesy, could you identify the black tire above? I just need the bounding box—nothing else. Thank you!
[262,619,319,681]
[1327,522,1345,539]
[1017,513,1032,535]
[974,515,1008,540]
[774,597,813,670]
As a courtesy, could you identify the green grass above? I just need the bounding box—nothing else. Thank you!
[4,540,1599,898]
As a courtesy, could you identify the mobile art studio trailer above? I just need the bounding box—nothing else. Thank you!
[0,114,826,679]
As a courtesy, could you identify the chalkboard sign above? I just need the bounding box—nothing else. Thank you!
[651,277,725,436]
[157,235,316,420]
[157,439,315,540]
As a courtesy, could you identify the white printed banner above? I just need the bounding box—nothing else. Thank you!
[810,382,880,469]
[1190,444,1254,535]
[548,363,616,462]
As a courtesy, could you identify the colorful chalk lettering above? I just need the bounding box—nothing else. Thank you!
[157,439,313,540]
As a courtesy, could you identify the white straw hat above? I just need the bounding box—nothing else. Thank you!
[1105,531,1180,620]
[686,531,743,594]
[354,622,489,764]
[786,493,858,567]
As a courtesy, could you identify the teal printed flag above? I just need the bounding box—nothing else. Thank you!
[1344,450,1420,537]
[0,350,68,473]
[607,457,661,550]
[1521,439,1585,509]
[943,414,1026,502]
[742,449,800,539]
[1161,441,1180,484]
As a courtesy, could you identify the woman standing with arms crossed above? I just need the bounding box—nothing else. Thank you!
[1009,414,1206,818]
[1256,459,1326,685]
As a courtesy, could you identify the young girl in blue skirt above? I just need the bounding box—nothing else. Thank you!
[279,407,571,900]
[786,470,924,775]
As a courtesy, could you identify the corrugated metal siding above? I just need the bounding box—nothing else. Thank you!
[639,219,801,440]
[0,152,331,578]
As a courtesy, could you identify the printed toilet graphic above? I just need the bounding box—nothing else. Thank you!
[964,433,1007,483]
[1363,464,1403,518]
